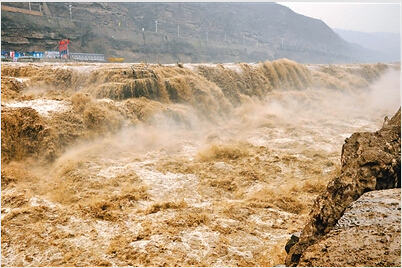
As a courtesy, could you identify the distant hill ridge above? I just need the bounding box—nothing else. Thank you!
[333,28,401,62]
[1,2,389,63]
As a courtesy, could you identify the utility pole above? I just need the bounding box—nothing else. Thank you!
[155,20,158,34]
[69,4,72,21]
[28,2,31,10]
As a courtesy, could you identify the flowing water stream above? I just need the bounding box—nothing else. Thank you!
[1,60,400,266]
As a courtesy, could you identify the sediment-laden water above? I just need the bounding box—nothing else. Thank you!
[1,59,400,266]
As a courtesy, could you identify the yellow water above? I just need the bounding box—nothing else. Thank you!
[1,59,400,266]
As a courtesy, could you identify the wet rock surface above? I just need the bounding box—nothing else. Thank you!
[285,232,301,254]
[285,107,401,267]
[299,188,401,267]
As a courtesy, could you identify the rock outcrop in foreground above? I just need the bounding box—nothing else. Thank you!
[286,107,401,267]
[298,188,401,267]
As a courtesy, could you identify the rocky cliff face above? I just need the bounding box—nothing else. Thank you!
[1,2,384,64]
[285,107,401,266]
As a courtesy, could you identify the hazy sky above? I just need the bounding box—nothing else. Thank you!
[278,2,401,34]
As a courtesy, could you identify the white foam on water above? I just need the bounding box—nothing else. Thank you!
[133,163,203,204]
[4,99,70,116]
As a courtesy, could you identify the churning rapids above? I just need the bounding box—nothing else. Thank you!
[1,60,400,266]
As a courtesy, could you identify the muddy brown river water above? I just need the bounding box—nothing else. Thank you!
[1,60,400,266]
